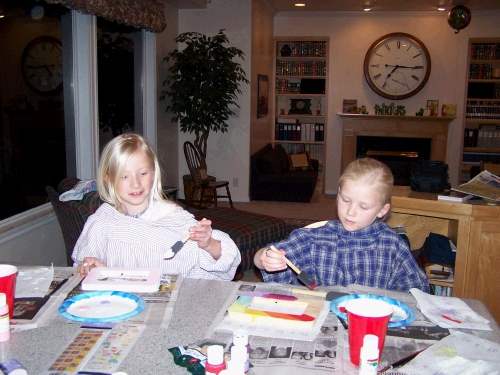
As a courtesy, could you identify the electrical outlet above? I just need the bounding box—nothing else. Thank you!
[233,178,238,187]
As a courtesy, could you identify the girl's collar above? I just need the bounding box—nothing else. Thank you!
[125,205,149,218]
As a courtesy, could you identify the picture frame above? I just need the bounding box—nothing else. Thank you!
[257,74,269,118]
[441,103,456,117]
[427,100,439,116]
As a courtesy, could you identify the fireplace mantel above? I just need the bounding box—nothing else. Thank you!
[337,113,456,173]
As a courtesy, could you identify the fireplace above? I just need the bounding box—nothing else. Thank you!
[338,114,456,186]
[356,136,431,185]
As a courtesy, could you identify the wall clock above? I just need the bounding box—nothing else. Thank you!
[21,36,63,95]
[363,33,431,100]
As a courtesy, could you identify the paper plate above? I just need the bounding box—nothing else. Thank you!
[59,291,146,322]
[330,293,416,328]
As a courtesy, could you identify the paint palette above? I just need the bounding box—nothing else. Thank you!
[227,292,323,328]
[329,294,416,328]
[59,291,146,322]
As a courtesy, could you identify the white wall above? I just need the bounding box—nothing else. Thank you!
[177,0,253,202]
[274,11,500,194]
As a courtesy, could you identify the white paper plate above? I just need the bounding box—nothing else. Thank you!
[59,291,145,322]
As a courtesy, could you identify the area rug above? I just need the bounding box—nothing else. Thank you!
[282,218,319,232]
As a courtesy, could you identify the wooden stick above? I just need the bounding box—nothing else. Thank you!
[269,246,300,274]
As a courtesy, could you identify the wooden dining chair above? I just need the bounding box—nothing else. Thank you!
[183,141,234,210]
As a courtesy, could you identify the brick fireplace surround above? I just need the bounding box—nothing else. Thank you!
[338,114,456,175]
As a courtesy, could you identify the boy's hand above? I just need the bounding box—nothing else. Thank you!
[258,247,288,272]
[191,218,221,260]
[77,257,106,278]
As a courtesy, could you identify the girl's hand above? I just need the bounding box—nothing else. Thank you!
[190,218,222,260]
[77,257,106,278]
[256,247,288,272]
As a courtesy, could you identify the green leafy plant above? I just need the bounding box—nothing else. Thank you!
[160,29,249,159]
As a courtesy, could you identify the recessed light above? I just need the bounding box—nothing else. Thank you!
[295,3,306,6]
[438,6,446,11]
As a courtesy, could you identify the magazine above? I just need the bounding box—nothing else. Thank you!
[437,190,474,203]
[451,170,500,203]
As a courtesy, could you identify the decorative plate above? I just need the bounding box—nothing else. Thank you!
[59,291,146,322]
[330,293,416,328]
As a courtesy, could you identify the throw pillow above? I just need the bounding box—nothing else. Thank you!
[257,148,283,175]
[274,144,290,172]
[290,152,313,170]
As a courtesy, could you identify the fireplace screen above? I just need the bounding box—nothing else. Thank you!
[356,136,432,186]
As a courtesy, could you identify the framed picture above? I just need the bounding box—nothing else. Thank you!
[257,74,269,118]
[427,100,439,116]
[441,103,456,117]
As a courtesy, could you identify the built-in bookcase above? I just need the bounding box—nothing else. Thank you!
[274,37,329,192]
[461,38,500,183]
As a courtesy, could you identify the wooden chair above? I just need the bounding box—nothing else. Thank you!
[183,141,234,210]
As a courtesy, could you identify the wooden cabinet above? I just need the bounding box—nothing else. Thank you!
[461,38,500,183]
[273,37,329,193]
[386,186,500,322]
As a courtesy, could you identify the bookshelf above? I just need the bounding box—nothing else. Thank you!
[274,37,329,193]
[461,38,500,183]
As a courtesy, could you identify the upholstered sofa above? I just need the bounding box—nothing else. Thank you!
[46,178,288,275]
[250,143,319,202]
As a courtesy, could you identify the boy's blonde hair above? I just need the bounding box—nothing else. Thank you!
[338,158,394,207]
[97,133,165,212]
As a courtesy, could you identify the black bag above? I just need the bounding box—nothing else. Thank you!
[422,233,456,265]
[410,160,450,193]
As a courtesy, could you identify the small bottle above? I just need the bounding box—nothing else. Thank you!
[230,345,249,375]
[205,345,226,375]
[226,358,246,375]
[359,334,379,375]
[231,329,250,359]
[0,293,10,342]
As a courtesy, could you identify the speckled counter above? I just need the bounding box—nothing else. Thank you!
[1,278,500,374]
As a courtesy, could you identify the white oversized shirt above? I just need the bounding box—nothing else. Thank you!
[72,200,241,280]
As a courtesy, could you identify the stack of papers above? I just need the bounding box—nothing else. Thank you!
[410,288,491,331]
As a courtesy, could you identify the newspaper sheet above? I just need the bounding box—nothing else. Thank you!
[205,282,448,375]
[452,170,500,202]
[11,268,182,331]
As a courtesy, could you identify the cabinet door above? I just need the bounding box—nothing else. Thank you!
[467,220,500,323]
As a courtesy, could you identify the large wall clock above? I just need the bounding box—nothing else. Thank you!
[21,36,63,95]
[363,32,431,100]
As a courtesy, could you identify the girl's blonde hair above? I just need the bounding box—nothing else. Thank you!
[97,133,165,212]
[338,158,394,207]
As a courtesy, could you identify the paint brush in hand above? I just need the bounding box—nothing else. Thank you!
[164,218,207,259]
[269,245,317,290]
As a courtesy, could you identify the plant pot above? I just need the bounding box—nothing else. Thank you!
[182,174,216,208]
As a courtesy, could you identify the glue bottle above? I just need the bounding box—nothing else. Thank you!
[230,329,250,360]
[358,334,379,375]
[205,345,226,375]
[230,345,249,375]
[0,293,10,342]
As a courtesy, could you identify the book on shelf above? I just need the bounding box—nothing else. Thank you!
[438,190,475,202]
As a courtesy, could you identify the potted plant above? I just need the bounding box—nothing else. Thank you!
[159,29,249,160]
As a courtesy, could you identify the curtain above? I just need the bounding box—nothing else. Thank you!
[45,0,166,33]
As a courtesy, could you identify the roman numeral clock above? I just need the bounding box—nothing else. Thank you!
[364,33,431,100]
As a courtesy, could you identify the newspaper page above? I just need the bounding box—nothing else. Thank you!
[452,170,500,202]
[204,282,447,375]
[12,268,182,330]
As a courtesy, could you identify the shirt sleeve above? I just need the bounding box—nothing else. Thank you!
[388,235,430,293]
[71,213,107,266]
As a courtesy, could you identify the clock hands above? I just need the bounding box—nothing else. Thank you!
[385,64,423,69]
[26,64,54,76]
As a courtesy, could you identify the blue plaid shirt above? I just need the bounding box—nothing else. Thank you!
[262,220,430,293]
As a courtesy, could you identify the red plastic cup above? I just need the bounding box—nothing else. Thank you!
[345,298,393,366]
[0,265,18,319]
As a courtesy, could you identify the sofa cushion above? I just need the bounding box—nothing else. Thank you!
[274,144,290,172]
[257,148,283,175]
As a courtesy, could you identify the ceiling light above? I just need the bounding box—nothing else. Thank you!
[0,6,4,19]
[295,3,306,6]
[438,6,446,11]
[364,6,371,11]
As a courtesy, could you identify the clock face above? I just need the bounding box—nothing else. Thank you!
[364,33,431,100]
[21,36,63,95]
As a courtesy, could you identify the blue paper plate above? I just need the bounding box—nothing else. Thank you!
[330,293,416,328]
[59,291,146,323]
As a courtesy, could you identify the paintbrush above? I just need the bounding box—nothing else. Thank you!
[269,245,317,290]
[164,218,207,259]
